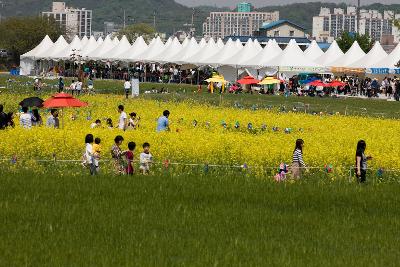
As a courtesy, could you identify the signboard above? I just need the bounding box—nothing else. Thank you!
[366,68,400,75]
[131,78,139,97]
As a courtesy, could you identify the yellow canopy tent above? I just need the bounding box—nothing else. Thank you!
[258,77,281,85]
[205,75,228,93]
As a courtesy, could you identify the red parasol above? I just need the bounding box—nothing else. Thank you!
[327,80,346,87]
[308,80,329,87]
[237,76,261,85]
[43,93,88,129]
[43,93,88,108]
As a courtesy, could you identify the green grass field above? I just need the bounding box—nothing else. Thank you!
[1,171,400,266]
[1,74,400,266]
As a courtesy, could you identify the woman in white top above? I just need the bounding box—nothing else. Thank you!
[84,134,96,175]
[291,139,306,179]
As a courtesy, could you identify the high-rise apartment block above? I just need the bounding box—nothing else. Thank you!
[203,3,279,39]
[312,7,400,43]
[42,2,92,39]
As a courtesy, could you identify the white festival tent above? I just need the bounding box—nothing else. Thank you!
[184,38,220,66]
[304,40,324,61]
[36,35,69,60]
[80,36,100,58]
[51,35,82,61]
[148,37,156,46]
[220,39,263,67]
[198,38,207,48]
[329,41,365,67]
[86,35,115,60]
[216,38,224,49]
[114,36,148,62]
[348,41,387,68]
[20,35,54,60]
[112,37,120,45]
[243,39,282,68]
[372,42,400,69]
[264,39,322,69]
[20,35,54,75]
[201,38,242,67]
[95,35,131,61]
[315,40,344,67]
[80,36,89,47]
[133,36,165,62]
[152,37,182,63]
[167,37,199,64]
[97,37,103,45]
[181,37,189,48]
[235,39,243,49]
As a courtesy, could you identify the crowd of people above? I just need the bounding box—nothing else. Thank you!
[0,104,60,130]
[83,134,153,176]
[1,97,373,183]
[83,106,170,176]
[225,75,400,99]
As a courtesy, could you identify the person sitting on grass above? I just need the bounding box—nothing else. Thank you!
[46,109,60,129]
[128,112,140,130]
[139,142,153,175]
[19,107,32,129]
[126,142,136,175]
[91,119,101,129]
[106,118,114,129]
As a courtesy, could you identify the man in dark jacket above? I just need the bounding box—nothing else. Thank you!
[0,104,7,129]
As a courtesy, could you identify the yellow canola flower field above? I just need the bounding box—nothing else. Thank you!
[1,93,399,174]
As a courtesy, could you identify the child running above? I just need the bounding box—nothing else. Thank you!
[92,137,102,174]
[139,142,153,175]
[126,142,136,175]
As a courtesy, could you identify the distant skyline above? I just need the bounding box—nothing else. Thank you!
[175,0,399,8]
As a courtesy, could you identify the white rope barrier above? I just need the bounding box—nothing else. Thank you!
[1,158,399,174]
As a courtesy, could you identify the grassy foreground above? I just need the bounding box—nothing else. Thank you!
[1,172,399,266]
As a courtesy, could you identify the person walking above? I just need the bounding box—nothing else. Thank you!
[124,78,131,99]
[118,105,128,131]
[83,134,96,175]
[58,77,64,93]
[111,135,126,175]
[355,140,373,183]
[156,110,170,132]
[291,139,306,179]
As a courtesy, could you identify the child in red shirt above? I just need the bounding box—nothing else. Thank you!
[126,142,136,175]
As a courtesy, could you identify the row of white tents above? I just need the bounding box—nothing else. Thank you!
[20,34,400,76]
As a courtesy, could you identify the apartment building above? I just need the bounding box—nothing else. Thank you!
[42,2,92,39]
[312,7,400,43]
[203,3,279,39]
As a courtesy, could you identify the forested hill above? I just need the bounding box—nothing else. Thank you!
[2,0,400,34]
